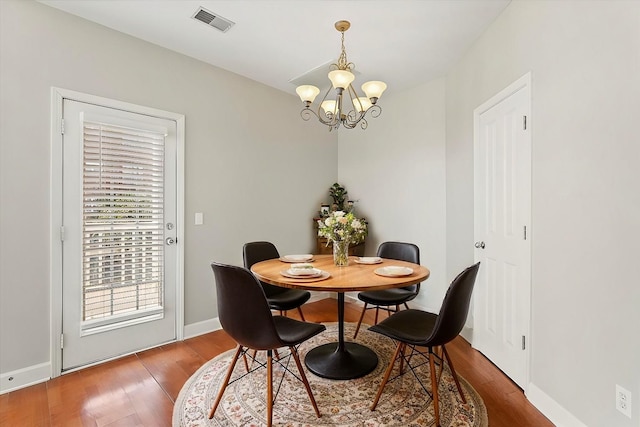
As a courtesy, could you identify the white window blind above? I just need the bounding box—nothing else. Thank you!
[82,120,165,326]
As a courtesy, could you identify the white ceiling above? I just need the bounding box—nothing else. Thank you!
[38,0,510,96]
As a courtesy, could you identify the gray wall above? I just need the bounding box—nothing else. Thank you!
[445,1,640,426]
[0,0,335,376]
[338,78,448,313]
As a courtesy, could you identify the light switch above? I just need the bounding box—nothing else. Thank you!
[195,212,204,225]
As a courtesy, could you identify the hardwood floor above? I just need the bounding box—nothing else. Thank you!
[0,299,553,426]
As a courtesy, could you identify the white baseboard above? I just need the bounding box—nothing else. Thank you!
[183,317,222,339]
[344,293,438,313]
[527,383,588,427]
[460,326,473,343]
[344,293,359,303]
[1,362,51,394]
[309,291,332,303]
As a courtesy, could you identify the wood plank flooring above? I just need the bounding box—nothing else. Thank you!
[0,299,553,426]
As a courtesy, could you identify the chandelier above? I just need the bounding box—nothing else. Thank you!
[295,20,387,131]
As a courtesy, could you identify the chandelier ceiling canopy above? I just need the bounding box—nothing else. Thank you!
[296,20,387,131]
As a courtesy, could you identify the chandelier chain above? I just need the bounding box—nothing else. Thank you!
[338,31,348,70]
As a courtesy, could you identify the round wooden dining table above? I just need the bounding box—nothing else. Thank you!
[251,255,430,380]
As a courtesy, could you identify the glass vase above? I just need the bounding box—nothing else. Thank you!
[333,240,350,266]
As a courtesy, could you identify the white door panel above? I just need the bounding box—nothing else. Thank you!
[61,99,178,370]
[473,74,531,389]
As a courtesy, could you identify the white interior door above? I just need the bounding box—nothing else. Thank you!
[473,74,531,389]
[61,99,178,370]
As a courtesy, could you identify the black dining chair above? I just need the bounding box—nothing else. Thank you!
[352,241,421,339]
[209,262,326,426]
[368,262,481,427]
[243,241,312,320]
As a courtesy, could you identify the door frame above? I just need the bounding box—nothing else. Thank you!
[50,87,185,377]
[472,72,532,390]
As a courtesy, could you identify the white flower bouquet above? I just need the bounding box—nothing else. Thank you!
[317,210,367,244]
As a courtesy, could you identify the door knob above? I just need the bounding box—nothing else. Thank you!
[166,237,176,245]
[474,241,485,249]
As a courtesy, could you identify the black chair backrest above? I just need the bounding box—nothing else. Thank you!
[427,262,481,347]
[243,241,284,297]
[211,262,283,350]
[377,241,421,292]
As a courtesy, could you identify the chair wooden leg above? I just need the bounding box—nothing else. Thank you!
[209,345,243,419]
[371,342,403,410]
[399,343,406,374]
[243,352,250,372]
[266,349,273,427]
[442,345,466,403]
[403,302,410,310]
[353,302,368,339]
[435,346,443,381]
[394,304,400,316]
[297,306,306,321]
[290,346,321,418]
[428,347,441,427]
[374,306,380,324]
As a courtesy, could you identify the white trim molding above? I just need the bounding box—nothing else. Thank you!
[527,383,588,427]
[0,363,51,395]
[183,318,222,340]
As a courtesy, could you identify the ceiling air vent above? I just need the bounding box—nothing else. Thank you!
[192,7,234,33]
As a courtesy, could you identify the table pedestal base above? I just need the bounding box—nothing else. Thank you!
[305,342,378,380]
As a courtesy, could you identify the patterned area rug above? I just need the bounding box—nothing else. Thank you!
[173,323,488,426]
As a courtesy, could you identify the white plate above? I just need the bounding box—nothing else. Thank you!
[374,266,414,277]
[284,267,322,277]
[355,256,382,264]
[280,254,314,263]
[280,269,327,279]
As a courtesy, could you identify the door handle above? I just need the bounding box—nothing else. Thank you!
[166,237,176,245]
[474,241,485,249]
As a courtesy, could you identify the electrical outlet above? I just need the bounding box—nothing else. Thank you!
[616,384,632,418]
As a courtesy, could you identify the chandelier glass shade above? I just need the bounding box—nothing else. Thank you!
[296,20,387,130]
